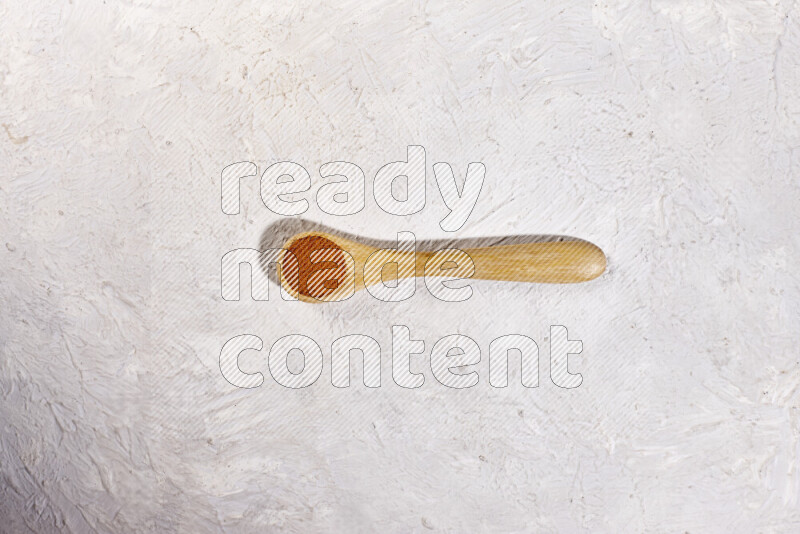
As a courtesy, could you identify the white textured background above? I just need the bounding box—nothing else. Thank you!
[2,1,799,532]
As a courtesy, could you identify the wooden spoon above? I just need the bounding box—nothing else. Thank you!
[275,229,606,302]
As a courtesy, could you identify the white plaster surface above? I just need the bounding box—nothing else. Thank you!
[1,1,799,532]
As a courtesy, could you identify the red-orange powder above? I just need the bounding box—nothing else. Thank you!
[283,236,348,299]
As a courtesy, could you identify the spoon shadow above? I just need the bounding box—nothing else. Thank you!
[257,218,595,289]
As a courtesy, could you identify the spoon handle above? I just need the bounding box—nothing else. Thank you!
[419,241,606,284]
